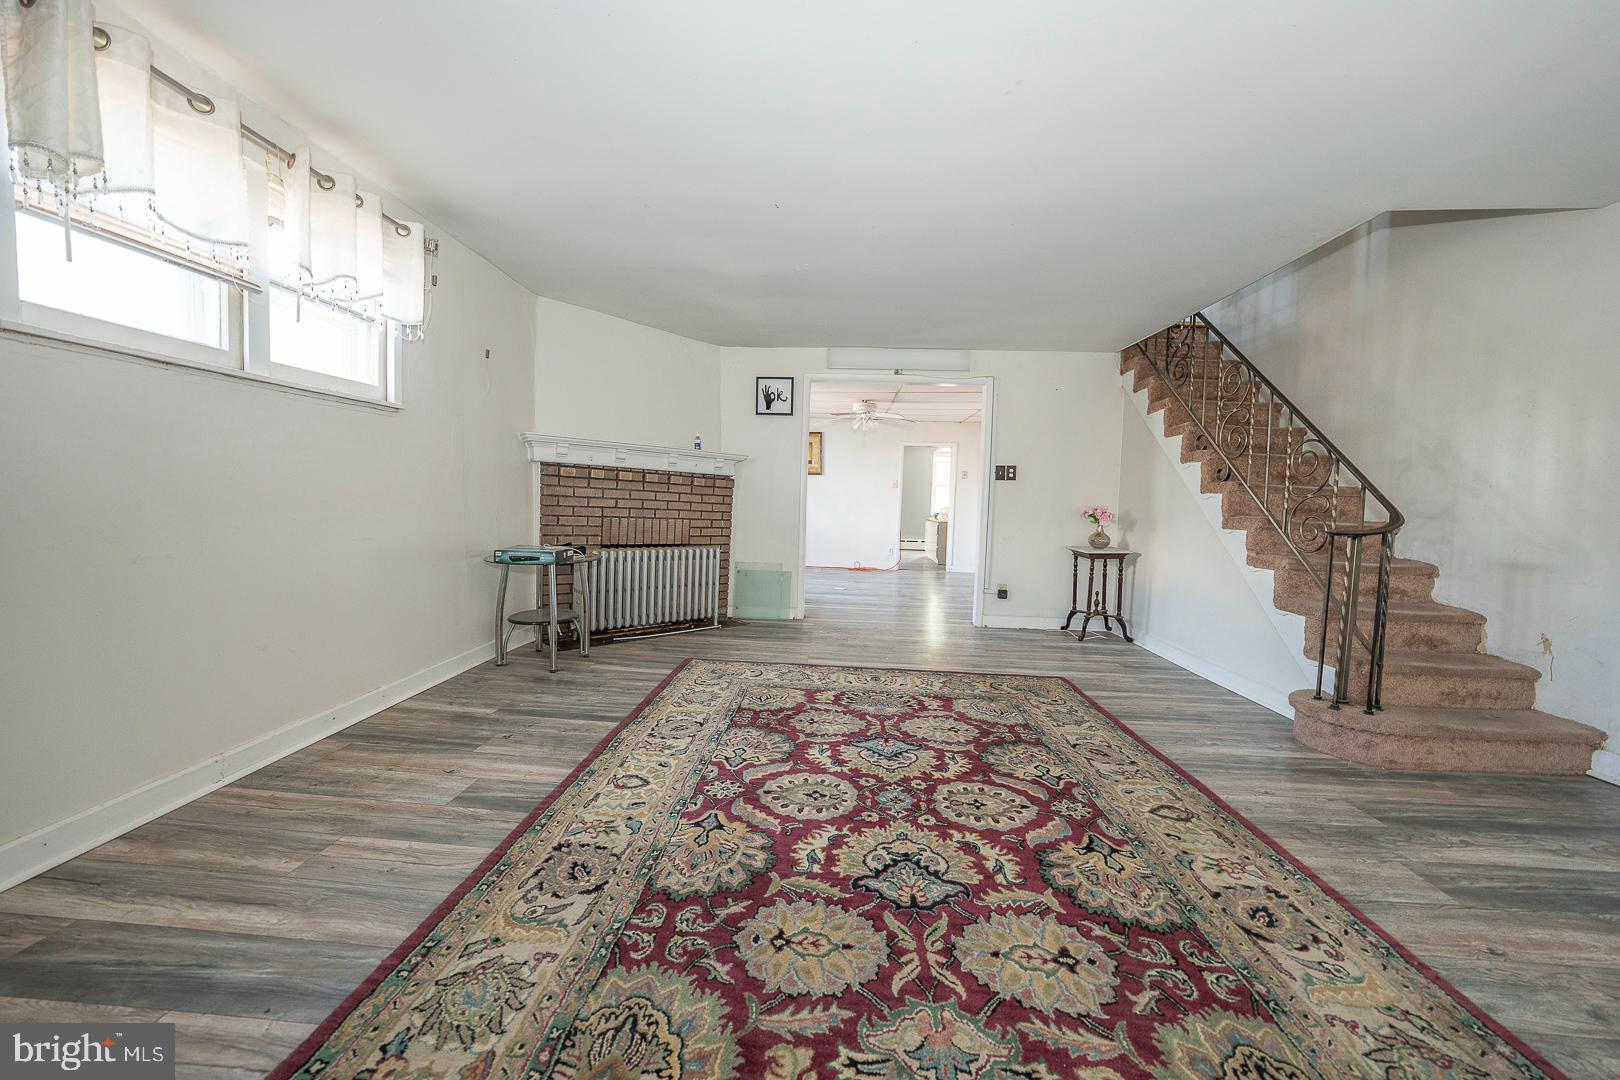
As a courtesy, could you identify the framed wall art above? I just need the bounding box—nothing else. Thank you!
[756,376,794,415]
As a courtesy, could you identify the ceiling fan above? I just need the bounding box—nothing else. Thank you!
[829,399,916,431]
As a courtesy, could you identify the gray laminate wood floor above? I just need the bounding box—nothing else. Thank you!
[1,569,1617,1079]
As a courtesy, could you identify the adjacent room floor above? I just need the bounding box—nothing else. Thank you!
[1,569,1616,1079]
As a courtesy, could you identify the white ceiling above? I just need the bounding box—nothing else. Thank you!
[810,382,985,424]
[117,1,1620,350]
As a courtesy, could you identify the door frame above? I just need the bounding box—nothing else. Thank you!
[796,373,996,625]
[895,441,959,568]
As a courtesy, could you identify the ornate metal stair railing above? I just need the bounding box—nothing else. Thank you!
[1134,314,1404,714]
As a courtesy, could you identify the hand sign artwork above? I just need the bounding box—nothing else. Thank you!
[756,377,794,415]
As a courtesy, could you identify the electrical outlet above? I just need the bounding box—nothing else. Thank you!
[994,465,1018,481]
[960,469,968,479]
[1005,465,1017,480]
[996,585,1009,599]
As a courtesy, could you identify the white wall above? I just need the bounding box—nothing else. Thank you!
[900,446,935,541]
[534,297,721,449]
[1205,206,1620,758]
[805,422,981,571]
[0,233,536,872]
[721,350,1122,626]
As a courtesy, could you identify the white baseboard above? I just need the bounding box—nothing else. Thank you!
[0,635,513,893]
[980,614,1070,631]
[1589,748,1620,787]
[1134,633,1295,718]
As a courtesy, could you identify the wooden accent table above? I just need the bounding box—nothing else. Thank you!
[1061,547,1136,642]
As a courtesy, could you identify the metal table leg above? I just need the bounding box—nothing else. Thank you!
[547,562,560,673]
[1060,550,1081,631]
[494,563,511,666]
[579,560,591,658]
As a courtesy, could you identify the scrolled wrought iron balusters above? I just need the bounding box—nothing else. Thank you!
[1288,438,1333,554]
[1200,333,1213,442]
[1366,534,1394,713]
[1332,534,1364,709]
[1217,360,1252,464]
[1329,460,1342,536]
[1314,538,1336,702]
[1246,378,1257,493]
[1281,403,1295,540]
[1261,386,1276,518]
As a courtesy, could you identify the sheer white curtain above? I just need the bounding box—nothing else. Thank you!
[87,23,251,275]
[2,0,103,207]
[6,0,425,333]
[6,5,250,273]
[273,149,424,334]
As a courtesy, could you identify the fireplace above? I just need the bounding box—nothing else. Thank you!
[521,435,746,635]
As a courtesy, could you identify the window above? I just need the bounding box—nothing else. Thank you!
[13,208,241,367]
[2,15,424,407]
[267,286,388,393]
[931,447,953,516]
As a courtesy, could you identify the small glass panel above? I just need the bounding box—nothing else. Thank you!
[15,211,228,349]
[267,286,381,387]
[930,447,953,515]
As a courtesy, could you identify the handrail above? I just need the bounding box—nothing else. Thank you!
[1132,313,1402,714]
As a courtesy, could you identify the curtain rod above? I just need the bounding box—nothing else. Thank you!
[89,24,412,238]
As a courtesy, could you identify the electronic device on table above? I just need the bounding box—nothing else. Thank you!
[490,545,586,565]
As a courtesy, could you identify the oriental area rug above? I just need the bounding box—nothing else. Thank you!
[272,660,1561,1080]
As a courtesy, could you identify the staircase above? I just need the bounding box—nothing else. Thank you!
[1122,317,1604,774]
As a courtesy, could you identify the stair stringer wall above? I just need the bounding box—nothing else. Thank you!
[1119,374,1327,716]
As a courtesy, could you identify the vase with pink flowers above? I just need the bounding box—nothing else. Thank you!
[1081,504,1116,549]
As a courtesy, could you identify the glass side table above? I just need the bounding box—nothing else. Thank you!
[485,547,601,672]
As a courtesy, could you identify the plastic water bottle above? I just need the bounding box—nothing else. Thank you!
[693,434,703,450]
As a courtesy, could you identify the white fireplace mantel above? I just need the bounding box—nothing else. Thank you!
[519,433,749,477]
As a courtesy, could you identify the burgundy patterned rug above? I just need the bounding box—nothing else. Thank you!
[272,659,1561,1079]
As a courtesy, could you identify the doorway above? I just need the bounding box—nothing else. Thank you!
[799,376,994,624]
[898,444,953,571]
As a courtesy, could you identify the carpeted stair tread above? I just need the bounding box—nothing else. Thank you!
[1379,600,1485,624]
[1303,599,1487,632]
[1246,547,1429,575]
[1377,649,1539,680]
[1288,691,1600,745]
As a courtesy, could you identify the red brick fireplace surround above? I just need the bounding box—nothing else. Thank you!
[536,463,735,614]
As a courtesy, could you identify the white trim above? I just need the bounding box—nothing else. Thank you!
[980,614,1070,630]
[19,297,240,371]
[793,373,995,624]
[1589,748,1620,787]
[894,440,960,568]
[0,320,404,411]
[0,637,505,893]
[1134,633,1295,718]
[973,378,996,627]
[519,433,747,476]
[826,347,971,371]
